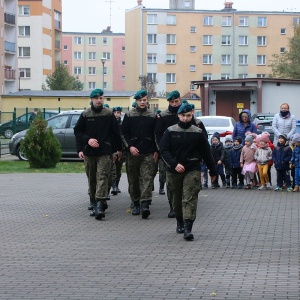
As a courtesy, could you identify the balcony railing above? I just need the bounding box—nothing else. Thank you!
[55,40,61,49]
[4,68,16,80]
[4,13,16,25]
[5,41,16,53]
[54,20,61,30]
[55,60,61,67]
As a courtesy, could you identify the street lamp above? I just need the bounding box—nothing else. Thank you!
[101,58,106,91]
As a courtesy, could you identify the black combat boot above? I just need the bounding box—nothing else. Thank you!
[111,182,118,195]
[176,217,184,234]
[94,199,105,220]
[106,188,111,200]
[89,198,96,217]
[131,201,140,215]
[183,219,194,241]
[116,180,121,193]
[168,200,175,218]
[141,201,150,219]
[159,182,165,195]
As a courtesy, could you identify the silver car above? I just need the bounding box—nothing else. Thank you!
[9,110,82,160]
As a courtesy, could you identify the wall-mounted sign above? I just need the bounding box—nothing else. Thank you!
[237,103,244,108]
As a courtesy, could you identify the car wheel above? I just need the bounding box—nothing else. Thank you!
[17,146,28,161]
[4,128,13,139]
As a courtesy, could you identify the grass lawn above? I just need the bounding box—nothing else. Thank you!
[0,160,86,174]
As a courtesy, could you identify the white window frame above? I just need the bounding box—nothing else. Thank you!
[203,73,212,81]
[258,17,267,27]
[166,54,176,64]
[63,60,68,65]
[18,5,30,15]
[221,55,231,65]
[89,82,96,89]
[166,34,176,44]
[103,37,107,45]
[203,54,212,64]
[147,34,157,44]
[166,73,176,83]
[239,16,249,26]
[190,46,196,52]
[147,53,157,64]
[257,74,266,78]
[18,47,30,57]
[190,84,196,91]
[122,76,125,81]
[147,14,157,24]
[74,52,82,60]
[103,52,111,60]
[203,35,213,45]
[190,65,196,72]
[74,67,82,75]
[18,26,30,36]
[281,28,286,35]
[190,26,196,33]
[103,67,107,75]
[221,74,230,80]
[203,16,213,26]
[238,55,248,65]
[280,47,286,53]
[63,45,68,50]
[147,73,157,82]
[74,37,82,45]
[167,15,176,25]
[89,37,96,45]
[88,67,96,75]
[257,36,267,46]
[222,35,231,45]
[257,55,267,65]
[19,68,30,78]
[222,16,231,26]
[238,74,248,79]
[239,36,248,46]
[88,52,96,60]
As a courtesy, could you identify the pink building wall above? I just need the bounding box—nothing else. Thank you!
[61,36,73,75]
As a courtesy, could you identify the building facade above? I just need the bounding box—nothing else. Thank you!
[61,28,125,91]
[125,0,300,99]
[17,0,62,90]
[1,0,18,94]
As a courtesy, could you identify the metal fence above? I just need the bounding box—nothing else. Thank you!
[0,140,9,158]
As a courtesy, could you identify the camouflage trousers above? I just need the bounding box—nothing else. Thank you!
[85,155,111,200]
[126,153,156,202]
[166,170,201,221]
[114,155,124,182]
[108,160,117,188]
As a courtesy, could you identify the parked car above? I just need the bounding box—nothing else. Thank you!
[9,110,82,161]
[252,113,275,125]
[256,120,274,142]
[196,116,236,143]
[0,110,59,139]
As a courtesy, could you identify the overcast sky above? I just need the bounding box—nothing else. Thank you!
[62,0,299,33]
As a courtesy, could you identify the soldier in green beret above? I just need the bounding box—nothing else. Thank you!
[74,88,122,221]
[159,103,217,240]
[122,90,158,219]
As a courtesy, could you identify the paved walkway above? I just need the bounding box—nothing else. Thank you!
[0,168,300,299]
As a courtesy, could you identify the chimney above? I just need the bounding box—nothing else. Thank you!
[224,2,233,9]
[137,0,142,5]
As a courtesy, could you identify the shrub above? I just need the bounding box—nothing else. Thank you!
[20,112,62,168]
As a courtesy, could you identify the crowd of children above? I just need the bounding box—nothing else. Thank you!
[200,131,300,192]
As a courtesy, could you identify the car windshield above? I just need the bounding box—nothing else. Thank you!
[200,118,230,127]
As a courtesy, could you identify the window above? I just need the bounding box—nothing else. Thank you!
[147,34,157,44]
[122,76,125,81]
[221,55,231,64]
[103,82,107,89]
[203,54,212,64]
[257,74,266,78]
[19,5,30,15]
[184,0,192,8]
[147,53,157,63]
[63,45,68,50]
[89,37,96,45]
[147,14,157,24]
[89,52,96,60]
[166,54,176,64]
[280,28,286,35]
[103,67,107,75]
[239,55,248,65]
[190,65,196,72]
[74,67,82,75]
[88,67,96,75]
[63,60,68,65]
[221,74,230,79]
[293,18,300,26]
[74,37,82,44]
[203,16,213,26]
[257,36,267,46]
[257,55,267,65]
[239,74,248,78]
[89,82,96,89]
[122,61,125,66]
[166,34,176,44]
[258,17,267,27]
[222,35,231,45]
[18,26,30,36]
[203,73,212,81]
[239,36,248,45]
[239,16,248,26]
[166,73,176,83]
[190,26,196,32]
[122,46,125,51]
[147,73,157,82]
[280,47,286,53]
[103,52,111,60]
[74,52,82,60]
[47,115,69,130]
[167,15,176,25]
[203,35,213,45]
[190,84,196,91]
[103,37,107,45]
[222,16,231,26]
[190,46,196,52]
[19,68,30,78]
[19,47,30,57]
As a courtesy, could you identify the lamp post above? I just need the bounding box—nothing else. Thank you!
[101,58,106,91]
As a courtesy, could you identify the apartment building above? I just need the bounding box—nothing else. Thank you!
[1,0,18,94]
[17,0,62,90]
[125,0,300,99]
[61,28,125,91]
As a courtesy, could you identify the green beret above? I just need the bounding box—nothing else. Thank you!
[132,102,137,108]
[113,106,122,112]
[90,88,103,98]
[182,99,189,104]
[103,104,110,108]
[134,89,147,100]
[156,109,161,114]
[167,90,180,101]
[177,103,193,114]
[191,104,195,109]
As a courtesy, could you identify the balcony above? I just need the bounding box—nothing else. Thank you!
[55,40,61,49]
[54,20,61,30]
[4,13,16,25]
[5,41,16,53]
[55,60,61,67]
[4,68,16,80]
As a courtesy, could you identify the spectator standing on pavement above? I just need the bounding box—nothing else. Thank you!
[232,109,257,145]
[74,89,122,220]
[159,103,216,241]
[122,90,158,219]
[223,135,233,188]
[272,134,293,191]
[272,103,296,146]
[229,136,244,189]
[289,133,300,192]
[240,134,257,189]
